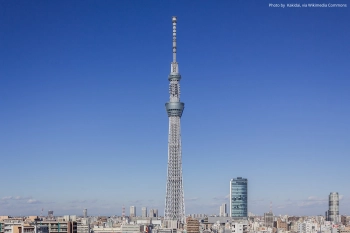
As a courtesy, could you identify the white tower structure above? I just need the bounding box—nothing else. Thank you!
[164,16,185,224]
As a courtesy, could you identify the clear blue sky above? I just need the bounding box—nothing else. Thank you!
[1,0,349,217]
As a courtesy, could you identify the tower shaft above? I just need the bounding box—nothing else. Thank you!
[164,16,185,224]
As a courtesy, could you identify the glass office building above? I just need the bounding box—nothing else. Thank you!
[328,192,339,222]
[230,177,248,218]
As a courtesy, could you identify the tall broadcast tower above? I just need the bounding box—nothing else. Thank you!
[164,16,185,224]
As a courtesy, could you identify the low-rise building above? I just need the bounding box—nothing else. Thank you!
[186,217,199,233]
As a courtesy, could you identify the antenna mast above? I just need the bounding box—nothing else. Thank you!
[171,16,179,74]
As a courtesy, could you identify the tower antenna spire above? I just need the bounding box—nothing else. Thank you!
[172,16,177,63]
[171,16,179,74]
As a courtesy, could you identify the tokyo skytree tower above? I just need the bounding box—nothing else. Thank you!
[164,16,185,224]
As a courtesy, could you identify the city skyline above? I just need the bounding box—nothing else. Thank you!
[1,1,349,216]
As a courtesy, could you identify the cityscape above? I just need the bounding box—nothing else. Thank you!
[1,2,349,233]
[0,189,348,233]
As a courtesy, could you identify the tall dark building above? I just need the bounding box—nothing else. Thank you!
[264,212,274,227]
[327,192,339,222]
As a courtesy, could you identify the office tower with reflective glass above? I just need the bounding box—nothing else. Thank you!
[327,192,339,222]
[230,177,248,218]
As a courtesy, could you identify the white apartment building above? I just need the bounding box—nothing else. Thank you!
[297,222,318,233]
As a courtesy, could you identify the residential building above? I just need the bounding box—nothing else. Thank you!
[40,221,77,233]
[274,218,288,232]
[231,221,248,233]
[77,219,89,233]
[186,217,199,233]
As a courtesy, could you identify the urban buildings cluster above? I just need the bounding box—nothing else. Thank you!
[0,197,349,233]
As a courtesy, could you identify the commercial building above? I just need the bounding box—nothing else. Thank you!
[149,209,158,218]
[48,211,54,220]
[130,206,136,218]
[121,225,141,233]
[327,192,340,222]
[219,204,227,217]
[264,212,273,227]
[229,177,248,218]
[142,207,147,218]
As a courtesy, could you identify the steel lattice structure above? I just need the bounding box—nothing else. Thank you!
[164,16,185,224]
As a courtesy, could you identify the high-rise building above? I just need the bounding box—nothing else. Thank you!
[130,206,136,217]
[83,209,87,218]
[48,210,54,219]
[230,177,248,218]
[327,192,339,222]
[149,209,159,218]
[164,16,185,224]
[219,204,227,217]
[264,212,274,227]
[142,207,147,218]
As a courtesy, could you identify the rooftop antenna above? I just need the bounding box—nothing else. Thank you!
[270,201,273,213]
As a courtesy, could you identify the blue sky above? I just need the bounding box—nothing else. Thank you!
[1,0,349,217]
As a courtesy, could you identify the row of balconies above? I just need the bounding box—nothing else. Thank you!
[23,231,35,233]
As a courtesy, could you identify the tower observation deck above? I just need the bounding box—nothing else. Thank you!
[164,16,185,224]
